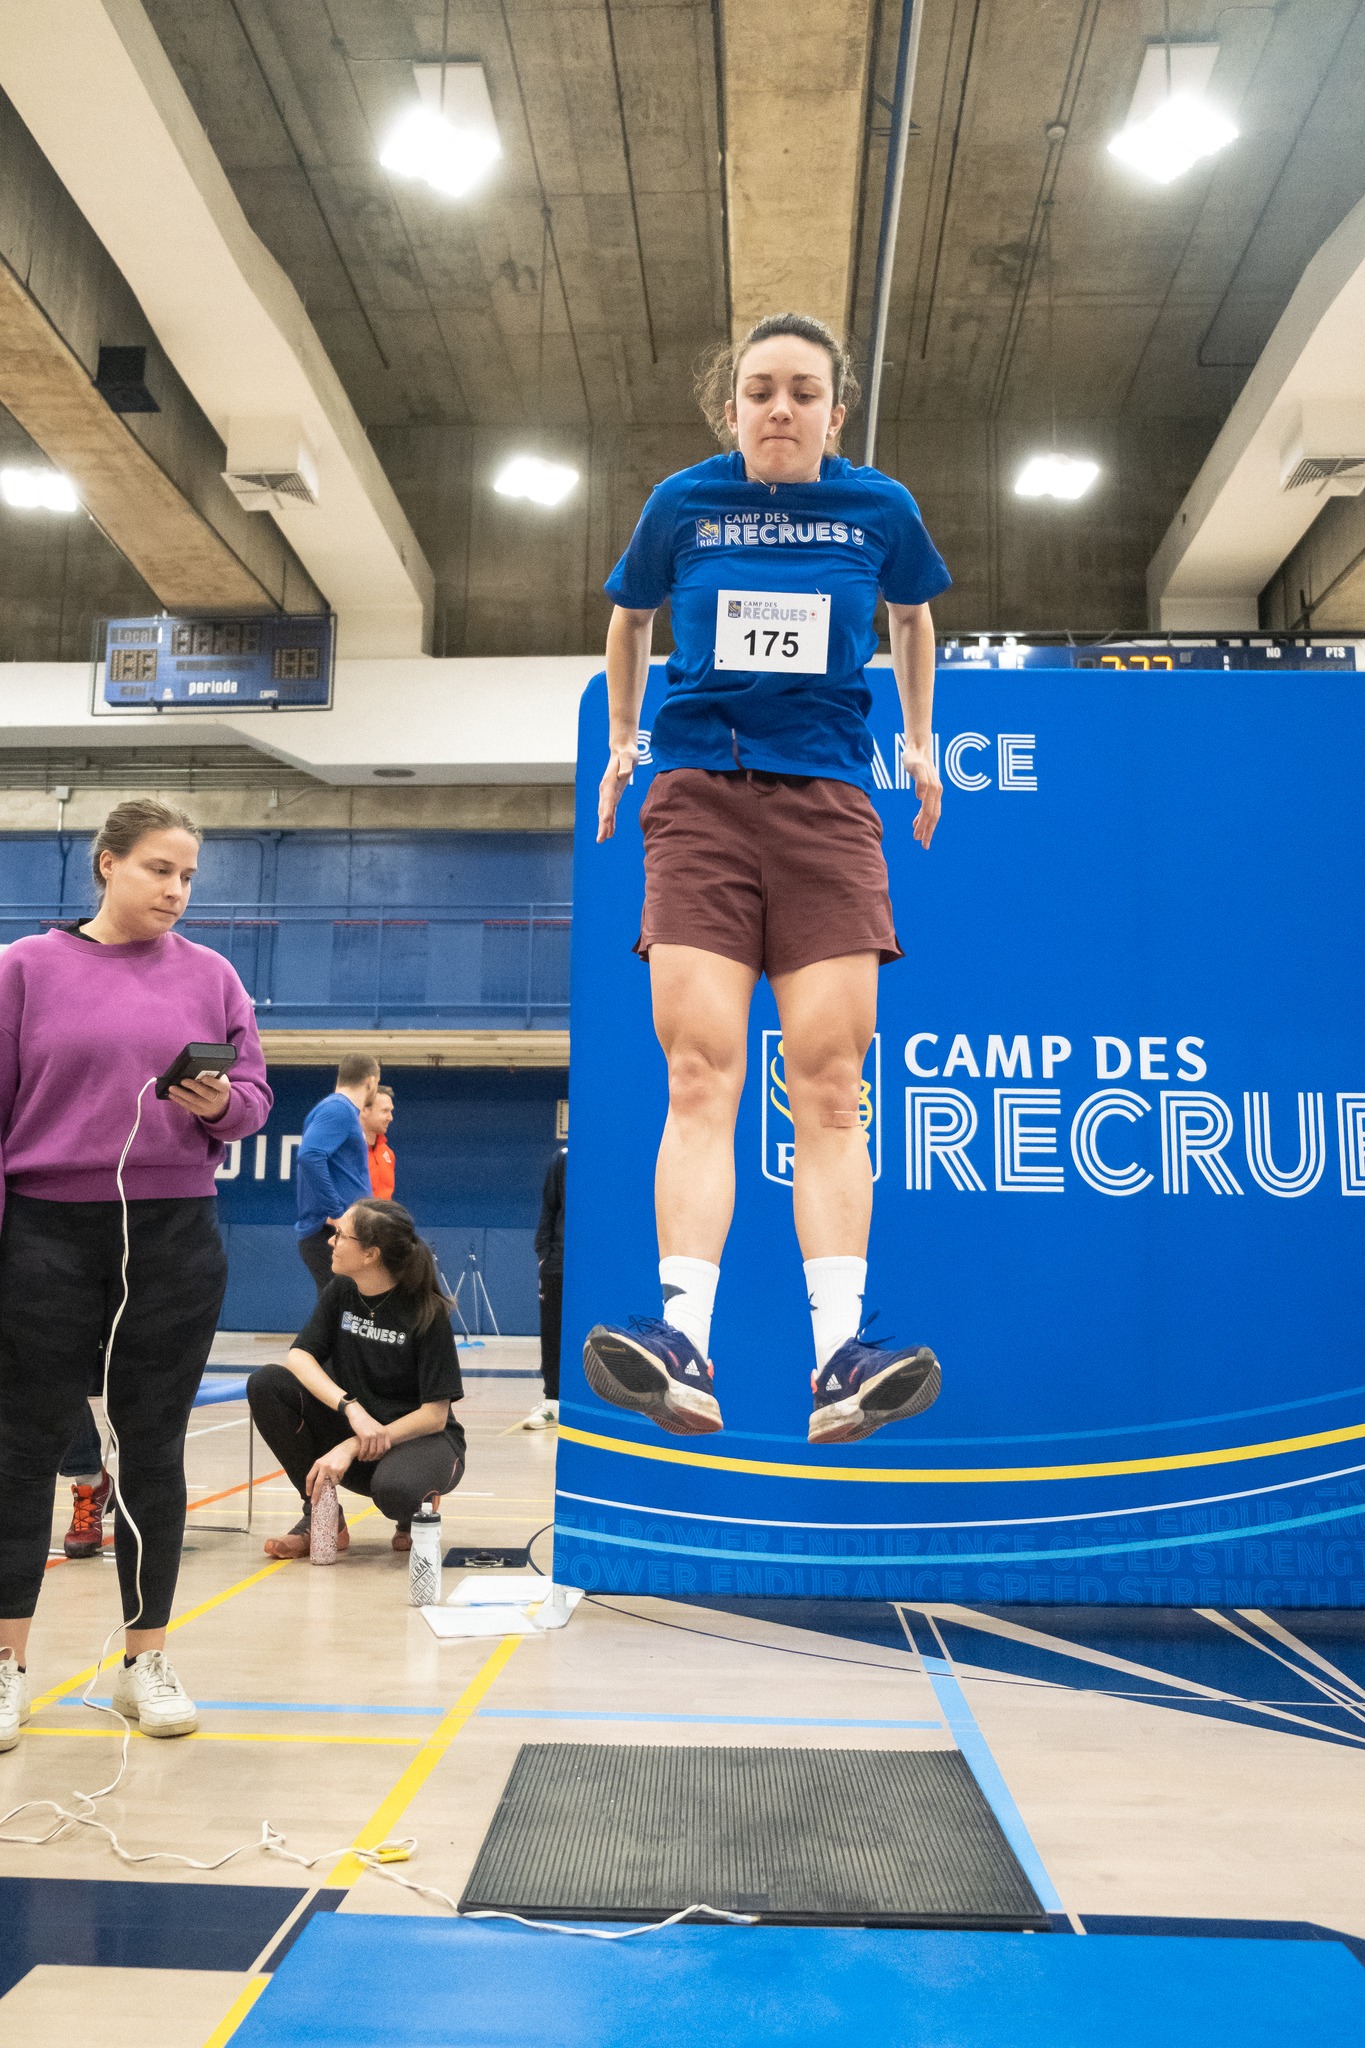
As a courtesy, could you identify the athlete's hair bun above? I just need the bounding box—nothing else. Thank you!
[694,314,860,445]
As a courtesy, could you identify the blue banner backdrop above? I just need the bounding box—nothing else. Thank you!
[553,667,1365,1607]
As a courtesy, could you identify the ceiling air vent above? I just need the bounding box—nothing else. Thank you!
[1281,455,1365,492]
[222,418,319,512]
[1279,403,1365,499]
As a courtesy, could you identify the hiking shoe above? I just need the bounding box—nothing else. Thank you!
[264,1509,350,1561]
[0,1646,30,1753]
[521,1400,560,1431]
[64,1469,114,1559]
[110,1649,198,1738]
[808,1330,941,1445]
[583,1318,723,1435]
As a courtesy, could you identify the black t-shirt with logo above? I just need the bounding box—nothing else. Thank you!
[295,1277,466,1454]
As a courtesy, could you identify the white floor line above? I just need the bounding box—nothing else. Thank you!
[1239,1608,1365,1704]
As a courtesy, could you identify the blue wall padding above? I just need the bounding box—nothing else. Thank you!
[229,1916,1365,2048]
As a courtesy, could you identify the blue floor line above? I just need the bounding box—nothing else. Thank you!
[57,1697,443,1716]
[53,1698,941,1731]
[477,1708,943,1729]
[916,1650,1066,1916]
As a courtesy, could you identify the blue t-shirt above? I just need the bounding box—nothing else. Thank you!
[603,451,950,792]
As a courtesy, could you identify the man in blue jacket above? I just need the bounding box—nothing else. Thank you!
[295,1053,381,1297]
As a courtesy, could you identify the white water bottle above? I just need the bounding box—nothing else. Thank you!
[409,1497,442,1607]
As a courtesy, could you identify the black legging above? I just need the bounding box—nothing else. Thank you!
[538,1267,562,1401]
[0,1194,227,1627]
[247,1365,463,1521]
[297,1227,334,1299]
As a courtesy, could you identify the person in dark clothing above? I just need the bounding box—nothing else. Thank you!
[58,1394,111,1559]
[295,1054,380,1297]
[249,1198,465,1559]
[523,1145,566,1430]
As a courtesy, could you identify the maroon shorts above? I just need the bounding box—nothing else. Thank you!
[635,768,902,978]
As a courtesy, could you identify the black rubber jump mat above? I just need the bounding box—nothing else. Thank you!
[460,1744,1047,1930]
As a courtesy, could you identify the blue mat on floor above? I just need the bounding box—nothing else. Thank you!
[193,1375,249,1406]
[230,1915,1365,2047]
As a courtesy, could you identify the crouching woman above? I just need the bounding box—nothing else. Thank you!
[248,1199,464,1558]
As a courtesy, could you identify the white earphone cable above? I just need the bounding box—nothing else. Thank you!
[0,1083,755,1938]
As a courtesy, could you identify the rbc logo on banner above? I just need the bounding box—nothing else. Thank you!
[761,1032,881,1185]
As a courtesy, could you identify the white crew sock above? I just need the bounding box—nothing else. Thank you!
[659,1256,720,1359]
[804,1256,867,1371]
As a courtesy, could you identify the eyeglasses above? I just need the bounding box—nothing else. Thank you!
[329,1228,359,1244]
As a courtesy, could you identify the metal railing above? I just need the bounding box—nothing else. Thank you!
[0,902,573,1029]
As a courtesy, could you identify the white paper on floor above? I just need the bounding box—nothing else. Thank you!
[419,1603,541,1639]
[417,1575,586,1637]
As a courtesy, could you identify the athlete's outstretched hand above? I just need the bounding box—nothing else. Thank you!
[597,742,640,842]
[904,748,943,849]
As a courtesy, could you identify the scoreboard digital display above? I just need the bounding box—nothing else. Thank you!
[937,636,1361,672]
[101,614,334,709]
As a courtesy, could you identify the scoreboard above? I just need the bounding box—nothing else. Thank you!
[101,614,334,709]
[937,635,1361,671]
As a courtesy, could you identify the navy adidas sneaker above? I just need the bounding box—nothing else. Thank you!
[808,1327,941,1445]
[583,1317,723,1435]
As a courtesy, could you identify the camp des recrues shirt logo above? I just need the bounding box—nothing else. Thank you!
[695,514,865,549]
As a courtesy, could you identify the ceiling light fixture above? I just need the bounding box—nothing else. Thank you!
[1108,33,1235,186]
[379,106,499,197]
[493,455,579,508]
[380,57,500,198]
[0,467,79,512]
[1015,454,1099,501]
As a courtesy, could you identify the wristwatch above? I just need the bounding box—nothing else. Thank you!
[336,1393,357,1419]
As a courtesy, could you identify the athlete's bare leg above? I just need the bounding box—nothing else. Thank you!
[769,951,879,1259]
[649,943,759,1262]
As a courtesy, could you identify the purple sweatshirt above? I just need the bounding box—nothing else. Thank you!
[0,928,272,1204]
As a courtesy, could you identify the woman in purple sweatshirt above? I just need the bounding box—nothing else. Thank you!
[0,799,271,1752]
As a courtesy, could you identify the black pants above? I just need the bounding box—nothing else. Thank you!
[538,1266,562,1401]
[61,1400,105,1478]
[297,1227,334,1298]
[247,1366,463,1521]
[0,1194,227,1626]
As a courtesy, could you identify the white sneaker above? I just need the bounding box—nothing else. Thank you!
[521,1400,560,1431]
[0,1646,30,1752]
[110,1649,198,1738]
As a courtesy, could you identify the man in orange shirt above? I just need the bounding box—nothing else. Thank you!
[362,1083,396,1200]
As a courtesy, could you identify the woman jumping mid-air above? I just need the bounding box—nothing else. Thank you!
[584,312,951,1448]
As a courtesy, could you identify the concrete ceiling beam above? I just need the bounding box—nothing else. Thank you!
[721,0,876,340]
[1147,190,1365,631]
[0,258,279,615]
[0,0,434,655]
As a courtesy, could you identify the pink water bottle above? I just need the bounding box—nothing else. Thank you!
[310,1477,339,1565]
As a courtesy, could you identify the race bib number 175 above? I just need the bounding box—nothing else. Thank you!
[713,590,831,674]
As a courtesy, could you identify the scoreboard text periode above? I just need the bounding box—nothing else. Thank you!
[102,614,334,709]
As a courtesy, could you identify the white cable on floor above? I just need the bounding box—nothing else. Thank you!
[0,1082,759,1941]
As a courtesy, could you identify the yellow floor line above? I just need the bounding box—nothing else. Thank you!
[23,1725,421,1747]
[200,1974,270,2048]
[30,1508,381,1712]
[326,1631,523,1887]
